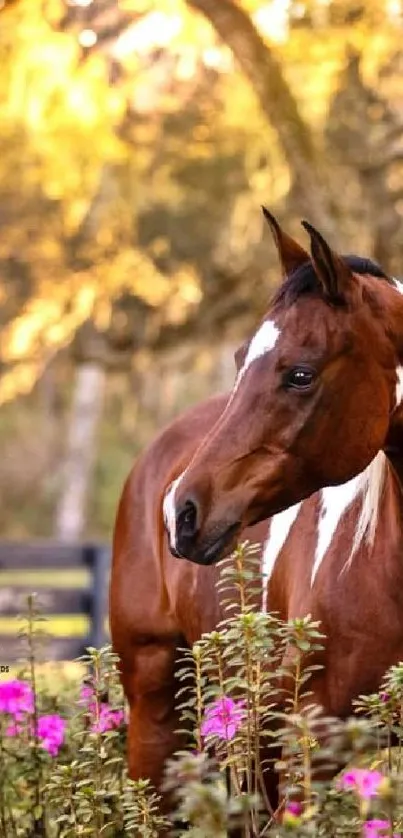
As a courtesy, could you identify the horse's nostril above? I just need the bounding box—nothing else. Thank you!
[176,499,199,539]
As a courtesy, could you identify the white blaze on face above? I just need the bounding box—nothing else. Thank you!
[163,471,186,549]
[234,319,280,393]
[393,277,403,295]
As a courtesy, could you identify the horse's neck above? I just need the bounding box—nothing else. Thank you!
[384,447,403,504]
[370,451,403,573]
[385,438,402,469]
[307,451,403,587]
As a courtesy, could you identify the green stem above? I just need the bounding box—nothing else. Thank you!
[243,623,255,837]
[0,718,8,838]
[301,720,312,806]
[291,647,305,798]
[292,650,302,715]
[194,647,204,753]
[27,594,45,837]
[253,661,274,823]
[387,724,392,774]
[215,640,242,798]
[69,765,79,837]
[93,653,104,838]
[398,701,403,773]
[235,548,246,613]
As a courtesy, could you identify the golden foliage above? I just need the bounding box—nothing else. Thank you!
[1,0,403,403]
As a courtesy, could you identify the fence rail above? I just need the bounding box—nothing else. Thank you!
[0,541,110,663]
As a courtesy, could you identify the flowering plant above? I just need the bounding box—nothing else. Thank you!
[339,768,384,799]
[200,695,246,740]
[3,551,403,837]
[364,819,402,838]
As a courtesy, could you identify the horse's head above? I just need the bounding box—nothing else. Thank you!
[164,209,403,564]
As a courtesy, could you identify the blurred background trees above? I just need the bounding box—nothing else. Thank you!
[1,0,403,540]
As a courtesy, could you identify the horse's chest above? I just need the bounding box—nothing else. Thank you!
[166,561,222,644]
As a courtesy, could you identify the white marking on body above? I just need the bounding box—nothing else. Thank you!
[349,452,386,559]
[311,451,386,585]
[261,502,302,611]
[395,366,403,408]
[163,470,186,548]
[393,277,403,295]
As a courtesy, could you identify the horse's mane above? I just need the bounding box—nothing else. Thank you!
[272,256,391,309]
[347,451,387,568]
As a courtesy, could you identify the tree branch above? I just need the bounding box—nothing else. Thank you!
[186,0,337,234]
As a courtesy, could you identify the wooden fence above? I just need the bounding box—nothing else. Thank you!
[0,541,110,662]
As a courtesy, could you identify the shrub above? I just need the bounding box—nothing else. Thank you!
[1,546,403,837]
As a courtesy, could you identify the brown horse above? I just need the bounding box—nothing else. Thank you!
[110,211,403,802]
[164,211,403,728]
[110,391,270,792]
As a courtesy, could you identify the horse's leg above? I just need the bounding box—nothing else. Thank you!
[121,638,183,794]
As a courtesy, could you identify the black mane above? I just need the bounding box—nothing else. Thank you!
[272,255,391,308]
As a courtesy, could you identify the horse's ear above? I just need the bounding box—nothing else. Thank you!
[262,207,309,277]
[301,220,353,303]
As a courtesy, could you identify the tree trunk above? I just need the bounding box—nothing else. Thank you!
[186,0,338,237]
[55,362,106,542]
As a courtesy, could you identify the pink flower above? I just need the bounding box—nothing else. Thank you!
[200,696,246,741]
[37,714,66,757]
[364,819,402,838]
[5,720,25,737]
[79,683,125,733]
[91,705,125,734]
[79,685,95,705]
[0,680,33,717]
[285,802,303,817]
[6,712,66,757]
[339,768,383,799]
[283,801,303,826]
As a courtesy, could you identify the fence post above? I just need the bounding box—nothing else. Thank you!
[87,544,110,649]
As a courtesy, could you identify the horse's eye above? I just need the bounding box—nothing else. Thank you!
[284,366,316,390]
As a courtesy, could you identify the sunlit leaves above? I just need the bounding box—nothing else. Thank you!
[1,0,403,409]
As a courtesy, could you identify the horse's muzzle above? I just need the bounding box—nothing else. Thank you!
[172,520,241,565]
